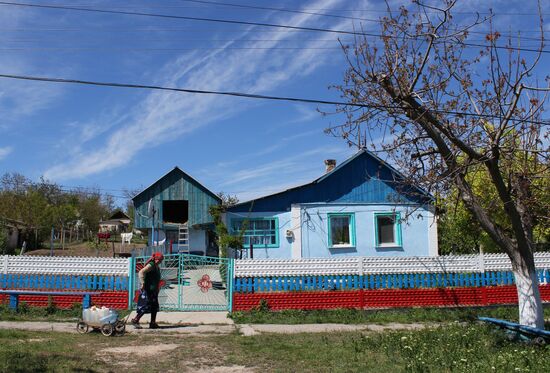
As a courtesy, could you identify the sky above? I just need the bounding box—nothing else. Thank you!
[0,0,548,206]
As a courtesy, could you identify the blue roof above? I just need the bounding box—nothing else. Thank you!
[228,149,433,213]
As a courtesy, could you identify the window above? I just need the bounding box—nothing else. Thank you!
[231,218,279,248]
[162,200,188,224]
[328,213,355,248]
[375,212,402,247]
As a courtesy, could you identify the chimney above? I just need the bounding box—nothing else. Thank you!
[324,159,337,173]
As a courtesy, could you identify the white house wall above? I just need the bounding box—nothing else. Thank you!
[300,203,433,258]
[226,204,435,259]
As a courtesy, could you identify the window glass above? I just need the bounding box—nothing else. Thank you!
[231,218,278,247]
[331,216,350,245]
[377,216,395,244]
[328,214,354,247]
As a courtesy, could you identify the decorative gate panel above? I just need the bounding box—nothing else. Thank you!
[133,254,233,311]
[179,254,233,311]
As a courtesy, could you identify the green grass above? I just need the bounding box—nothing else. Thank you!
[0,324,549,372]
[223,324,550,372]
[0,303,130,322]
[230,305,550,325]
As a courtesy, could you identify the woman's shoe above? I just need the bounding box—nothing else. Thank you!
[149,322,160,329]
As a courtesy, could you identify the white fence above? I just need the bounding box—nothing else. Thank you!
[234,253,550,277]
[4,253,550,278]
[1,255,130,276]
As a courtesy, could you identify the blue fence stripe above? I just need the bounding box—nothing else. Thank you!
[0,274,129,292]
[229,269,550,293]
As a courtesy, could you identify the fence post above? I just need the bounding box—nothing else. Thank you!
[127,257,135,310]
[358,257,364,277]
[3,256,8,274]
[478,252,485,273]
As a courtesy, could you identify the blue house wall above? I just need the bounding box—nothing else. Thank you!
[226,150,437,259]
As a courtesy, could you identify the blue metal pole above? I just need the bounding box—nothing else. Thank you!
[127,256,135,310]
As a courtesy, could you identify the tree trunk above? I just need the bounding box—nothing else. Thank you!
[511,256,544,328]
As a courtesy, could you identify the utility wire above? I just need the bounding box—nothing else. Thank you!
[0,1,548,54]
[2,1,547,17]
[0,1,368,37]
[178,0,379,22]
[0,27,546,36]
[0,72,548,125]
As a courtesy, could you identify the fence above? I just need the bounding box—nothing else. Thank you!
[234,253,550,277]
[0,255,130,309]
[3,253,550,312]
[232,253,550,311]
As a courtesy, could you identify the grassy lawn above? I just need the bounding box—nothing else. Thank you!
[230,305,550,325]
[0,324,549,372]
[0,304,131,322]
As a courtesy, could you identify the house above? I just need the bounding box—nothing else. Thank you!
[225,149,438,259]
[99,210,132,233]
[132,167,221,255]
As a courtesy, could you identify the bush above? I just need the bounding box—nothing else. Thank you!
[18,302,29,314]
[0,227,9,255]
[45,296,57,315]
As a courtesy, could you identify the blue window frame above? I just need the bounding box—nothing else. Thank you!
[328,213,356,248]
[374,212,402,247]
[231,217,279,248]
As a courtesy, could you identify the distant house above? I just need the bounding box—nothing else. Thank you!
[99,210,132,233]
[132,167,221,255]
[1,217,27,253]
[226,150,438,259]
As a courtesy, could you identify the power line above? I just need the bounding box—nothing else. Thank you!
[0,27,546,36]
[2,1,547,17]
[0,179,129,199]
[0,1,547,55]
[0,47,342,51]
[0,72,547,126]
[0,1,367,37]
[1,36,542,46]
[178,0,378,22]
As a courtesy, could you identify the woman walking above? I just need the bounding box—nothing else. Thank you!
[131,252,163,329]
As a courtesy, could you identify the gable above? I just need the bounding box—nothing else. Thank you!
[109,210,130,220]
[229,150,432,213]
[133,167,221,228]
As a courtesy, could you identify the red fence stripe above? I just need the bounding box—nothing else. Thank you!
[0,291,128,310]
[233,285,550,311]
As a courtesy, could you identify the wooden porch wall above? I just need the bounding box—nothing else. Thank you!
[134,169,220,229]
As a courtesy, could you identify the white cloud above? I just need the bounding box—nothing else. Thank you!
[0,146,13,160]
[44,0,355,180]
[211,145,354,201]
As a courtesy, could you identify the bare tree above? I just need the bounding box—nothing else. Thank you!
[328,0,549,327]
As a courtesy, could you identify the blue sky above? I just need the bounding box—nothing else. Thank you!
[0,0,548,206]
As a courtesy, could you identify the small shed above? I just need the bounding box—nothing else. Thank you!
[99,210,131,233]
[132,167,221,254]
[1,217,27,254]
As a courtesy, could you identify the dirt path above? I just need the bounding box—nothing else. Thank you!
[0,320,444,336]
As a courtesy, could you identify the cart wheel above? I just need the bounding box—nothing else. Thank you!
[101,323,114,337]
[533,337,546,346]
[76,321,88,334]
[114,320,126,335]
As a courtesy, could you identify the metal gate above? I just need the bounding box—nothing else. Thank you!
[131,254,234,311]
